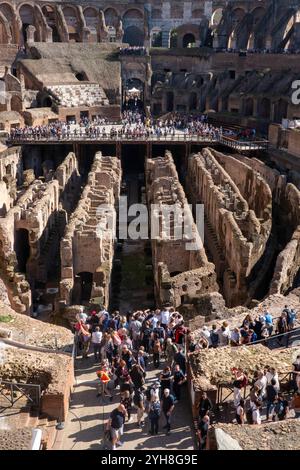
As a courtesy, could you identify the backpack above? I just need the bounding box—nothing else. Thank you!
[246,408,253,424]
[149,401,161,418]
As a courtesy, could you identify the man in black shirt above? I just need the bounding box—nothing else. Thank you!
[107,404,127,450]
[198,392,213,419]
[172,364,186,401]
[266,378,277,421]
[161,388,175,435]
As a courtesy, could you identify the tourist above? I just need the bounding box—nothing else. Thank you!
[153,337,162,368]
[217,321,230,346]
[235,398,245,424]
[251,401,262,424]
[148,396,161,435]
[120,390,133,423]
[174,346,186,375]
[161,388,175,435]
[290,391,300,418]
[91,326,102,363]
[210,324,219,348]
[96,361,113,401]
[264,309,273,335]
[121,345,134,370]
[232,368,247,407]
[80,323,91,359]
[292,354,300,392]
[172,364,186,401]
[130,363,145,390]
[266,367,280,392]
[230,327,241,346]
[133,387,145,427]
[266,378,277,421]
[198,392,213,419]
[160,306,171,329]
[165,338,178,368]
[107,404,127,450]
[197,415,210,450]
[273,394,289,421]
[276,312,288,336]
[254,370,267,402]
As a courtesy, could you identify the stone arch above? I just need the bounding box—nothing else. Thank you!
[228,8,246,49]
[0,11,10,43]
[104,7,118,28]
[62,5,80,42]
[19,3,37,42]
[211,8,223,28]
[259,98,271,119]
[0,3,15,43]
[83,6,99,41]
[42,5,60,42]
[123,25,144,47]
[123,8,144,46]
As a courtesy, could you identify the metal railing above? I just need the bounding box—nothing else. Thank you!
[0,380,41,409]
[219,135,269,150]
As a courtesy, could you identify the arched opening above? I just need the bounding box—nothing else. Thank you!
[77,272,93,302]
[123,9,144,46]
[151,29,162,47]
[42,5,60,42]
[63,6,80,42]
[104,8,119,28]
[123,25,144,46]
[211,8,223,28]
[123,78,144,112]
[189,92,197,111]
[182,33,196,48]
[244,97,254,116]
[84,7,98,40]
[0,16,8,44]
[43,96,52,107]
[259,98,271,119]
[5,163,12,175]
[0,4,14,42]
[19,4,36,42]
[274,99,288,123]
[14,228,30,274]
[75,72,86,82]
[166,91,174,112]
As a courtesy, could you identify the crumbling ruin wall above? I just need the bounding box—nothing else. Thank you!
[60,152,121,307]
[0,146,23,216]
[0,346,73,422]
[55,151,81,213]
[187,148,272,306]
[146,151,218,309]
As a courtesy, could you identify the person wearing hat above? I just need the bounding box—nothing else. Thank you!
[161,388,175,435]
[97,361,113,401]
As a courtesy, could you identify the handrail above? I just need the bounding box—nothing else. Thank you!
[0,380,41,408]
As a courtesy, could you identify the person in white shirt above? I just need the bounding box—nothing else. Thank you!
[91,327,102,362]
[161,308,170,329]
[255,371,267,400]
[201,326,212,347]
[266,367,280,392]
[252,402,262,424]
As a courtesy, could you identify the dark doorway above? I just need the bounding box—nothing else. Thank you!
[122,145,146,174]
[15,229,30,273]
[77,272,93,302]
[166,91,174,112]
[182,33,195,48]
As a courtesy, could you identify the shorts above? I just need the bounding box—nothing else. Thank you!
[110,425,123,440]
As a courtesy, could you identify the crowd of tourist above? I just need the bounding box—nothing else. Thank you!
[74,305,190,450]
[119,46,147,56]
[189,305,298,351]
[73,300,300,450]
[9,113,226,142]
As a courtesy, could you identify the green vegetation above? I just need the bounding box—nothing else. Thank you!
[0,314,13,323]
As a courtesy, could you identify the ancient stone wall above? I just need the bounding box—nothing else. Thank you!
[0,146,22,216]
[187,148,271,306]
[60,151,121,307]
[146,150,218,309]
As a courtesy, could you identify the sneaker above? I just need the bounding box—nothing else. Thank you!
[116,441,124,447]
[112,445,116,450]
